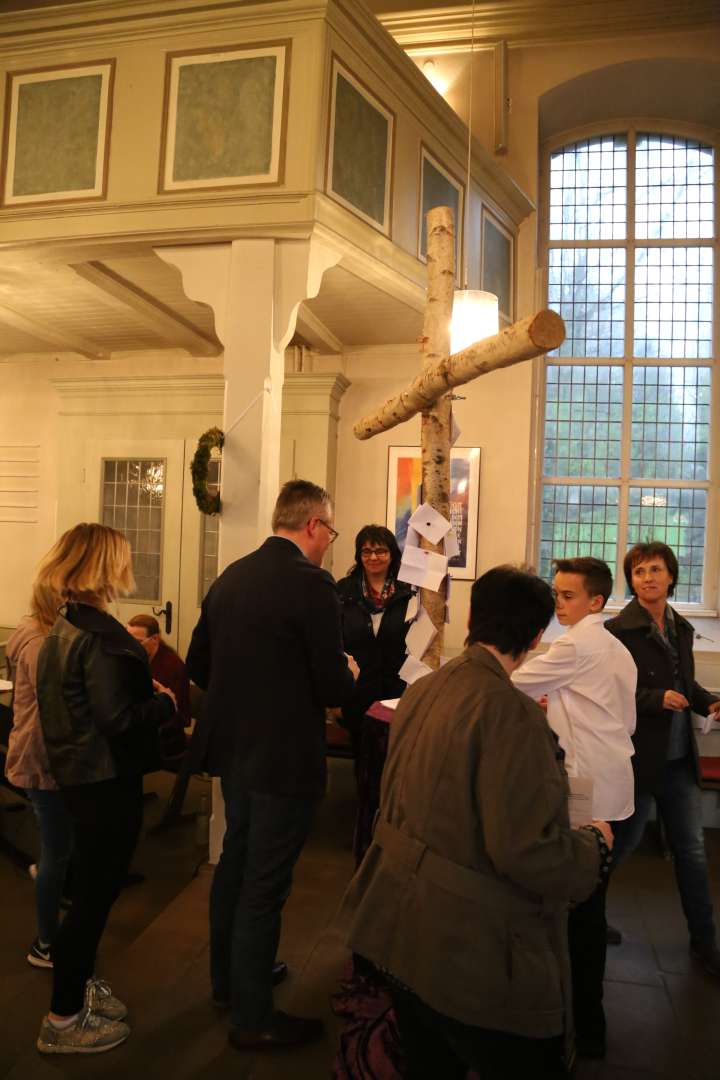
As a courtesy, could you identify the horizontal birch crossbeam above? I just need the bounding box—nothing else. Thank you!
[353,309,565,441]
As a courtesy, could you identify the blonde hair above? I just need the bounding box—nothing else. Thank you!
[32,523,135,627]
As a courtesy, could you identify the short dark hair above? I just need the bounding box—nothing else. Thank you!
[624,541,678,597]
[350,524,402,579]
[271,480,331,532]
[553,557,613,606]
[467,565,555,658]
[127,613,160,637]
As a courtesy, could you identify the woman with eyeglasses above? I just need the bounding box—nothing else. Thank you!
[336,525,414,864]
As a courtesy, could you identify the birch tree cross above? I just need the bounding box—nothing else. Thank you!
[353,205,565,668]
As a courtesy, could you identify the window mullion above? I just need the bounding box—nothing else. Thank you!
[616,130,636,597]
[617,361,633,597]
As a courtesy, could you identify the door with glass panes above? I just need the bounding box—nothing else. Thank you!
[86,440,185,650]
[86,439,221,658]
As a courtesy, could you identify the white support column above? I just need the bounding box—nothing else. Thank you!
[280,371,350,575]
[157,234,341,863]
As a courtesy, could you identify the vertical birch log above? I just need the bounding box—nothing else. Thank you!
[420,206,455,668]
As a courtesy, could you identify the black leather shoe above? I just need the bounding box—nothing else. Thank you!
[691,942,720,977]
[272,960,288,985]
[606,923,622,945]
[229,1010,325,1050]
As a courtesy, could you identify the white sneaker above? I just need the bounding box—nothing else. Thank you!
[85,977,128,1021]
[37,1008,129,1054]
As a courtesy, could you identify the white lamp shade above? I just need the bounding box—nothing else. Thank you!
[450,290,499,354]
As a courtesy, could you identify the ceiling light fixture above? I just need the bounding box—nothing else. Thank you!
[422,59,448,96]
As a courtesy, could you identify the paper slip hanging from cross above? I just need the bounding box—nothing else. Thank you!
[398,546,448,592]
[404,525,421,548]
[443,528,460,560]
[408,502,453,546]
[405,593,419,622]
[405,606,437,659]
[450,414,461,446]
[399,654,433,685]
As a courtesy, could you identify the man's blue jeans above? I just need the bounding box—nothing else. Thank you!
[209,778,316,1032]
[26,788,73,945]
[612,756,716,948]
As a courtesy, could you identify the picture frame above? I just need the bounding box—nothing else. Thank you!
[386,445,481,581]
[326,58,394,235]
[418,143,464,280]
[159,41,290,193]
[481,207,515,325]
[1,60,115,207]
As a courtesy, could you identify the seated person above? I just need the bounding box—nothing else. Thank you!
[127,615,191,731]
[512,557,636,1060]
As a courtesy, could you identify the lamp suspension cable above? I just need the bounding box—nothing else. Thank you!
[450,0,499,355]
[462,0,477,289]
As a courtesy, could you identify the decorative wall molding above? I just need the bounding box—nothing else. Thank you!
[378,1,719,53]
[282,372,351,422]
[52,373,224,399]
[0,0,328,57]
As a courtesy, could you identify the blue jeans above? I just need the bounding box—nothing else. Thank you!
[209,778,316,1031]
[26,789,74,945]
[612,756,716,947]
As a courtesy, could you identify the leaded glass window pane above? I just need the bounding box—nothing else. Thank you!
[633,247,713,358]
[548,248,626,357]
[549,135,627,241]
[102,458,164,602]
[544,365,623,477]
[627,487,706,602]
[539,485,619,580]
[631,366,710,481]
[635,134,714,240]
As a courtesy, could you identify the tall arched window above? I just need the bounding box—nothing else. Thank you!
[537,129,717,605]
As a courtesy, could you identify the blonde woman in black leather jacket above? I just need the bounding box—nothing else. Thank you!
[33,523,176,1056]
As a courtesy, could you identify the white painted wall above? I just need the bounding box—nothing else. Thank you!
[0,351,222,628]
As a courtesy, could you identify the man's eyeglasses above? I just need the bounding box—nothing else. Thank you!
[316,519,339,543]
[360,548,390,560]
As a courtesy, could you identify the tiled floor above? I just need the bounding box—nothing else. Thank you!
[2,762,720,1078]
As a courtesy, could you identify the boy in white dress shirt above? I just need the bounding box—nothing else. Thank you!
[512,557,636,1061]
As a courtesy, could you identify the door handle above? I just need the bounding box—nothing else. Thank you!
[152,600,173,635]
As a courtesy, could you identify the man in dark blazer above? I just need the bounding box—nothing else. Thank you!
[606,541,720,977]
[186,479,356,1049]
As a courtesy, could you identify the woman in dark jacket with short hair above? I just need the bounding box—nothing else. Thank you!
[34,523,177,1055]
[605,540,720,976]
[337,525,413,863]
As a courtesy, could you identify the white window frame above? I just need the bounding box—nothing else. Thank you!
[531,120,720,614]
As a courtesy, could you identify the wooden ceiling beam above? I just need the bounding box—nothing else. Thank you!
[71,260,221,357]
[0,303,105,359]
[295,305,344,354]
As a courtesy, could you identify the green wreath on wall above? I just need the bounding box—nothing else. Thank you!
[190,427,224,515]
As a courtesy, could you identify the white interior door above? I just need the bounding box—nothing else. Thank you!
[86,440,186,650]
